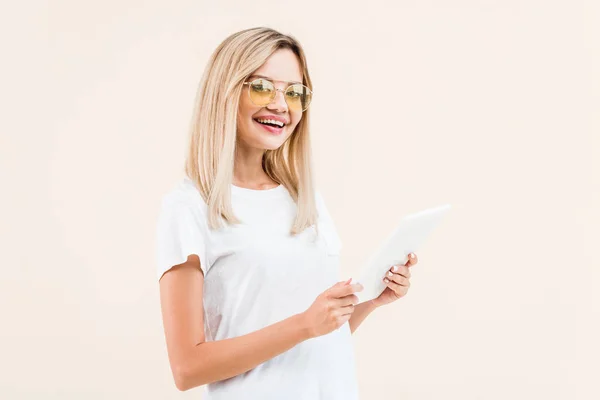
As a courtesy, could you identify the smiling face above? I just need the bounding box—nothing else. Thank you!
[236,48,304,151]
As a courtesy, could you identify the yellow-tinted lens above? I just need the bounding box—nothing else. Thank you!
[248,79,275,106]
[285,84,312,111]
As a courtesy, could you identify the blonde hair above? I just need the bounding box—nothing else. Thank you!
[184,27,318,235]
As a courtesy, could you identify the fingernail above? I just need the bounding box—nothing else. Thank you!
[410,253,415,258]
[388,271,393,277]
[392,266,398,272]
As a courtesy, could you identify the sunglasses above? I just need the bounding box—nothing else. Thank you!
[242,77,313,112]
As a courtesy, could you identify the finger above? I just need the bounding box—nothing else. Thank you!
[332,278,351,288]
[328,280,351,296]
[338,304,355,316]
[383,276,406,294]
[331,282,363,298]
[334,294,359,308]
[385,271,410,286]
[406,252,418,266]
[401,265,410,278]
[390,264,411,278]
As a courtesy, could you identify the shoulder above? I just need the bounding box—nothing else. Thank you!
[155,178,212,279]
[314,189,323,201]
[160,177,207,211]
[314,189,326,209]
[313,188,343,252]
[314,189,336,226]
[314,189,332,214]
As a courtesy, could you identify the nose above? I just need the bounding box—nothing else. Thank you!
[266,88,288,113]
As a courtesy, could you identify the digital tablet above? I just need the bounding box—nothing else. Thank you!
[351,203,451,304]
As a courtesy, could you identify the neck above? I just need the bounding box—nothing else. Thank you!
[233,144,276,188]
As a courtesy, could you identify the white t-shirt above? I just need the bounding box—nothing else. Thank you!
[155,177,360,400]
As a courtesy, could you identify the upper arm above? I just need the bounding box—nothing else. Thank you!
[155,189,211,388]
[159,254,206,387]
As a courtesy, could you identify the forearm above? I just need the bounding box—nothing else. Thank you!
[176,313,310,390]
[349,300,377,334]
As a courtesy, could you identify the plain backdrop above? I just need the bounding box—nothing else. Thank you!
[1,1,598,399]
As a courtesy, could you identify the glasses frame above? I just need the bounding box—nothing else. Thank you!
[242,77,313,112]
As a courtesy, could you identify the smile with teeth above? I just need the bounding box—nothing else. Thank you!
[255,118,285,128]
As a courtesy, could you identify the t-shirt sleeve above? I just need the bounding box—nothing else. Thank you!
[155,193,210,281]
[315,190,343,254]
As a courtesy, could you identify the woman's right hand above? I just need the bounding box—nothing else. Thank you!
[301,278,364,339]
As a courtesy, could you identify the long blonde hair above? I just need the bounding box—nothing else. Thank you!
[184,27,318,235]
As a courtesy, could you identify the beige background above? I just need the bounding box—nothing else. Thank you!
[1,0,598,399]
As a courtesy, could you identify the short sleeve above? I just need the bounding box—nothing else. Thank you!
[315,190,343,254]
[155,193,210,280]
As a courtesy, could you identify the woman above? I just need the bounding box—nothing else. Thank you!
[155,27,417,399]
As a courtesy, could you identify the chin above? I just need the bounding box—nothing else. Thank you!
[253,129,289,147]
[258,137,287,151]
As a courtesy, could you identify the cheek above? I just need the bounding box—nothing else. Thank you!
[238,100,251,120]
[238,89,258,115]
[237,103,258,130]
[288,114,302,132]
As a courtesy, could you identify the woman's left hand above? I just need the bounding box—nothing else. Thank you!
[370,253,418,308]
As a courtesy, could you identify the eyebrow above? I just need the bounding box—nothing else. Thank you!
[248,74,302,85]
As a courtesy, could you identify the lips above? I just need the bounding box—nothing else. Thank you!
[253,119,284,135]
[253,115,289,125]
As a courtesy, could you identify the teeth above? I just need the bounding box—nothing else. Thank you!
[256,118,284,127]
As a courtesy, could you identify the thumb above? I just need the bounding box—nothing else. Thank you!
[334,278,352,287]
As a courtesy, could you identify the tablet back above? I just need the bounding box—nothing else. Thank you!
[354,203,451,304]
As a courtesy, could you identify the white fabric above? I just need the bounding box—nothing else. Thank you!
[155,177,360,399]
